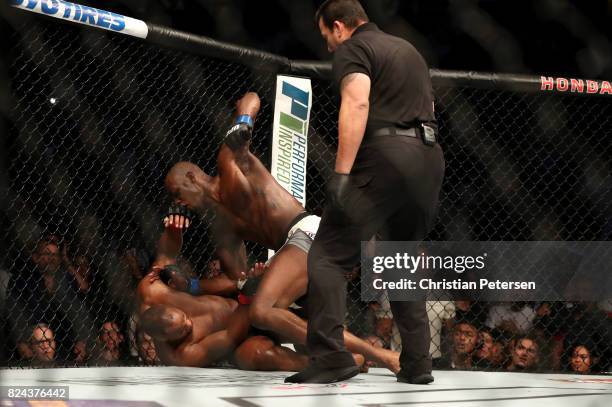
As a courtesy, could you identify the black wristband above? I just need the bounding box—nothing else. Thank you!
[224,123,252,150]
[241,276,261,296]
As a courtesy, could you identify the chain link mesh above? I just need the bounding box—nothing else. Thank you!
[1,18,610,374]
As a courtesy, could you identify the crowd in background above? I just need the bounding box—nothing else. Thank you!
[0,0,610,375]
[350,289,612,374]
[1,233,610,375]
[1,234,155,366]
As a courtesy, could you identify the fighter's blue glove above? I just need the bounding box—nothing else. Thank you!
[188,278,200,295]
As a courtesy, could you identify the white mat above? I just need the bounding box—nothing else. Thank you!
[1,367,611,407]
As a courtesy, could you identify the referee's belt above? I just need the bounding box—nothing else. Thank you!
[372,124,437,145]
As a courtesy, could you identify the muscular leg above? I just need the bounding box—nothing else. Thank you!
[249,244,308,341]
[233,336,366,372]
[258,304,399,373]
[249,244,399,372]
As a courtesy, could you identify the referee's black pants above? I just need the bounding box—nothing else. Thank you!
[306,134,445,373]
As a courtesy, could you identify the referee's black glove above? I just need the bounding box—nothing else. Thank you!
[326,172,351,212]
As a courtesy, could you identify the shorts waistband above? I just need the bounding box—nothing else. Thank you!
[276,211,311,250]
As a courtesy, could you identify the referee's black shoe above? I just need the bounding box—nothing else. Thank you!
[285,365,360,384]
[396,370,434,385]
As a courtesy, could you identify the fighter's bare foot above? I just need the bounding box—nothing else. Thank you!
[352,353,365,370]
[382,349,401,374]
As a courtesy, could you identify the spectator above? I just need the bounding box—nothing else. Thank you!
[427,300,455,365]
[454,300,488,328]
[506,336,539,372]
[367,293,401,352]
[101,246,149,326]
[547,302,612,371]
[7,236,93,361]
[120,247,154,284]
[16,328,34,363]
[29,235,89,294]
[93,321,126,365]
[473,328,505,369]
[60,242,92,295]
[568,344,597,374]
[137,330,159,365]
[73,339,88,365]
[439,322,478,370]
[344,265,360,283]
[29,323,57,366]
[128,313,140,361]
[375,317,394,348]
[485,302,538,335]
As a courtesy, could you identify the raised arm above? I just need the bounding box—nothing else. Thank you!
[220,92,261,174]
[152,216,186,268]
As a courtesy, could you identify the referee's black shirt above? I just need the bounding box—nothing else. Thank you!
[332,23,435,135]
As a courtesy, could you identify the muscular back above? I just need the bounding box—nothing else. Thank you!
[215,144,305,250]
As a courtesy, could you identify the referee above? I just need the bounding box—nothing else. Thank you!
[286,0,445,384]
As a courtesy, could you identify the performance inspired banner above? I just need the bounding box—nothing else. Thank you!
[271,75,312,207]
[269,76,311,259]
[10,0,149,39]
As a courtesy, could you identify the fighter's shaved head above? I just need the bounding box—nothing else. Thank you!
[140,305,170,338]
[165,162,203,191]
[140,305,192,341]
[167,161,202,179]
[164,161,213,210]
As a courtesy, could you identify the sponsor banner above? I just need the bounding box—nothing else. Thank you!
[269,76,312,258]
[271,75,312,206]
[10,0,149,39]
[361,241,612,301]
[540,76,612,95]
